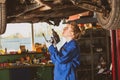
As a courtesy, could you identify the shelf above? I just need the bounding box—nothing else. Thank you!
[0,52,45,56]
[77,68,92,72]
[77,68,98,72]
[92,37,106,39]
[80,53,93,55]
[80,37,106,39]
[0,51,53,80]
[76,28,111,80]
[0,63,54,70]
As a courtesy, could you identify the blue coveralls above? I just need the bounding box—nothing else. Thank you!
[48,40,80,80]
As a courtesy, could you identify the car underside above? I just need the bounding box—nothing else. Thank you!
[0,0,120,34]
[6,0,87,25]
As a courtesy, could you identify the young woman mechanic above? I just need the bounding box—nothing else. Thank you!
[46,22,81,80]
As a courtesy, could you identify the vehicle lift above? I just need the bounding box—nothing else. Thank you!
[110,30,120,80]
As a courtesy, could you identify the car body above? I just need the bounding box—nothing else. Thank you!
[0,0,120,34]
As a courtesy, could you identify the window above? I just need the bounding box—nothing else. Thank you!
[0,22,65,53]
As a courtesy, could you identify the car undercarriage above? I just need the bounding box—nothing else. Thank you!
[0,0,120,34]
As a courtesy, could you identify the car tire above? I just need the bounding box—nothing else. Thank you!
[96,0,120,29]
[0,3,6,34]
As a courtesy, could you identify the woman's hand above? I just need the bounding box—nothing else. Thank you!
[45,42,52,48]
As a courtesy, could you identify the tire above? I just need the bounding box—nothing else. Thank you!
[0,3,6,34]
[96,0,120,30]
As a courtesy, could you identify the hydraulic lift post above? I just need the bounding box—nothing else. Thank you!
[110,30,120,80]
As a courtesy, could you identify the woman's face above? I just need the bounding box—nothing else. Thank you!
[62,24,74,38]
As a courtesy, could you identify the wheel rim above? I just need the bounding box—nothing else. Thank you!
[96,0,115,29]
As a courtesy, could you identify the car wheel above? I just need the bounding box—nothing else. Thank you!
[0,3,6,34]
[96,0,120,29]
